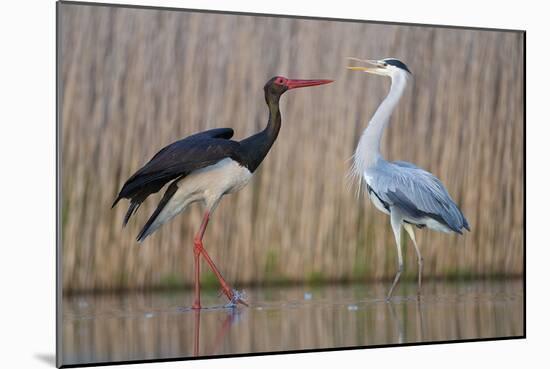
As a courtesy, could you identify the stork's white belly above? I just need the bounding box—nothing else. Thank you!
[150,158,252,231]
[175,158,252,208]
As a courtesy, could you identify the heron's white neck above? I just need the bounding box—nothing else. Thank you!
[353,71,409,174]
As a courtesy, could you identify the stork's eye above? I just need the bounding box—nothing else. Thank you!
[275,78,283,85]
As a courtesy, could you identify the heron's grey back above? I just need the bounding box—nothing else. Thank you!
[364,160,470,233]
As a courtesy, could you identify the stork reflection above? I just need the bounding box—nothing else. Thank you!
[192,308,241,357]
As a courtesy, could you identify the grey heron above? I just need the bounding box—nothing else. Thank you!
[347,57,470,299]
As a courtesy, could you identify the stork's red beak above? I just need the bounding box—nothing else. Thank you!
[285,79,333,90]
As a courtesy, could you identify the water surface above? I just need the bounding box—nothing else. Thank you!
[61,280,523,366]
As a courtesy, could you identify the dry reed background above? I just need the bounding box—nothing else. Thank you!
[59,4,524,292]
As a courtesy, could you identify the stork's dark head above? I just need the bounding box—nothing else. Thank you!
[264,76,333,103]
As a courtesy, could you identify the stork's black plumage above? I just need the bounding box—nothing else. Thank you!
[112,128,240,227]
[112,76,332,309]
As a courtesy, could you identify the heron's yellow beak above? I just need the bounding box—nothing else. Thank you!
[346,66,373,72]
[346,57,383,74]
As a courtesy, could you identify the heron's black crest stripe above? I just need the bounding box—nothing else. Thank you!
[385,59,412,74]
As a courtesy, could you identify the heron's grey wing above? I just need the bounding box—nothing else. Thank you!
[392,160,419,169]
[366,163,470,233]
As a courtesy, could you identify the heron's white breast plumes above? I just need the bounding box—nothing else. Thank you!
[347,127,382,199]
[345,154,364,199]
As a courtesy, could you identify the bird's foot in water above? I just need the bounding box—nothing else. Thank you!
[219,288,248,307]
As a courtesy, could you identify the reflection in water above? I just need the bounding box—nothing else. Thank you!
[388,302,404,344]
[61,280,523,366]
[192,308,240,357]
[416,298,425,342]
[193,310,199,357]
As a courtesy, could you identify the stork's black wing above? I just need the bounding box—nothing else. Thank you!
[112,128,239,225]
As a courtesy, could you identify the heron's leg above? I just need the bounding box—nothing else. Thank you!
[194,212,247,306]
[387,211,404,300]
[404,223,423,294]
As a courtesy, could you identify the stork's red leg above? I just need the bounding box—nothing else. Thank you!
[199,247,235,300]
[200,243,248,306]
[192,243,201,309]
[191,214,209,309]
[193,212,247,306]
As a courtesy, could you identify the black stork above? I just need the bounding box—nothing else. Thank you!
[112,76,333,309]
